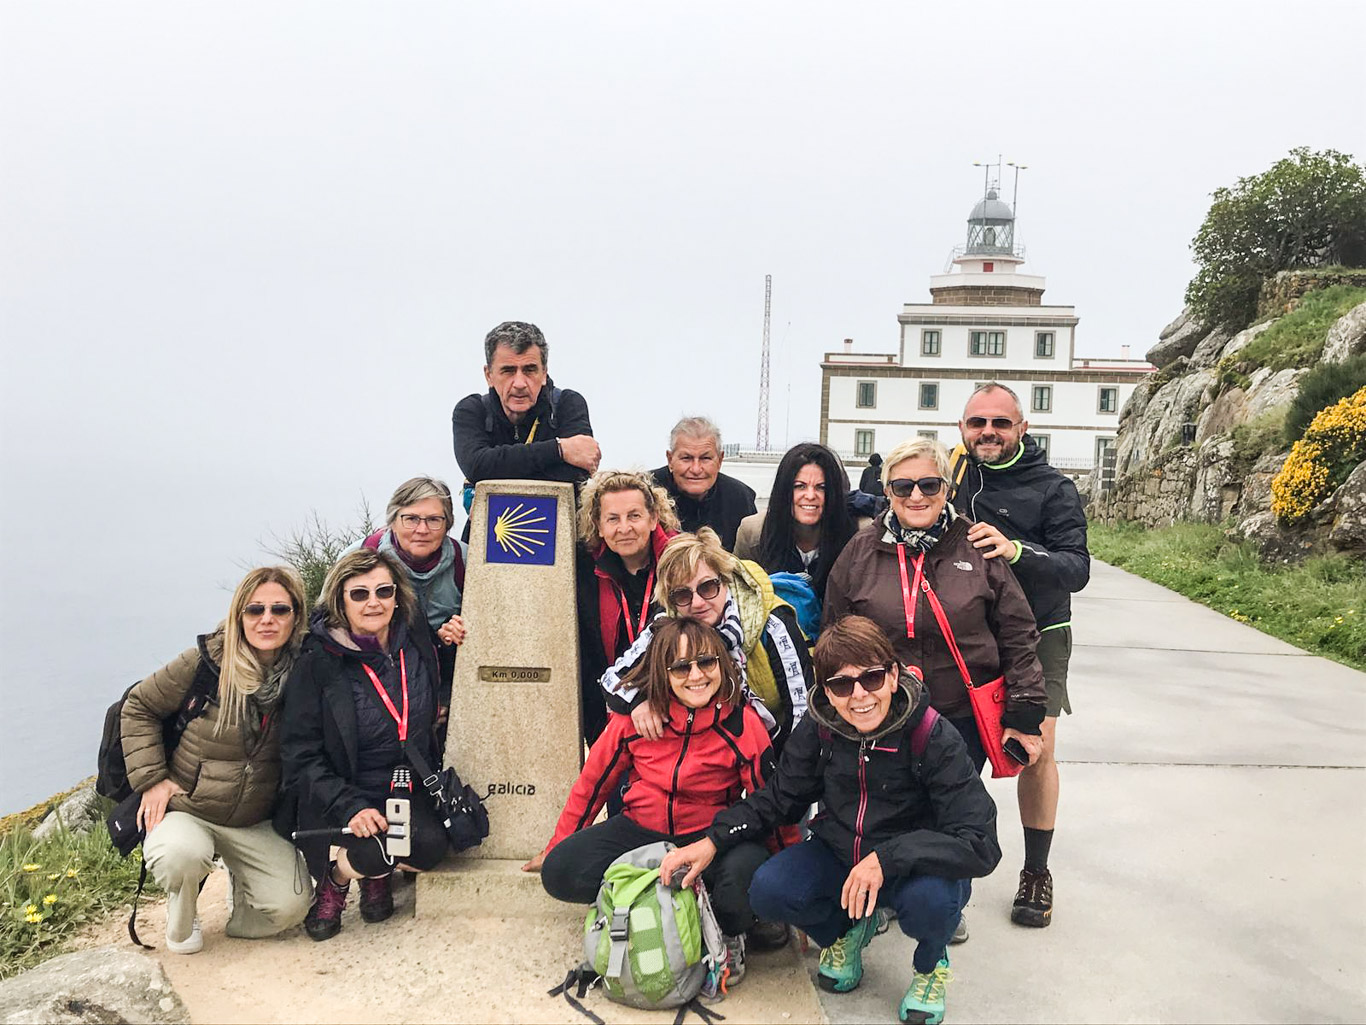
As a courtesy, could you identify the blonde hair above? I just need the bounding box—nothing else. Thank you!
[318,549,419,635]
[219,566,307,733]
[882,438,952,487]
[577,469,681,549]
[653,528,738,608]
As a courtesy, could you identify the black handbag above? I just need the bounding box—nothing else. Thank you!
[405,743,489,853]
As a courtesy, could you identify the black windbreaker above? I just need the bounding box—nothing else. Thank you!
[650,468,757,552]
[951,434,1090,631]
[706,681,1000,880]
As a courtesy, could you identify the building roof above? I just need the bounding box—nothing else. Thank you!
[969,189,1014,225]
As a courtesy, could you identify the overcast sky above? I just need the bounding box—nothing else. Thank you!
[1,1,1362,806]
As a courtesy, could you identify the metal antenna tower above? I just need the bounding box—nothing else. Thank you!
[756,274,772,451]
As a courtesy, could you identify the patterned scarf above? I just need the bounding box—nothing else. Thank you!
[882,502,956,552]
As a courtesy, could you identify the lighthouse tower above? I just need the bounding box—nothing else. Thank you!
[929,186,1048,307]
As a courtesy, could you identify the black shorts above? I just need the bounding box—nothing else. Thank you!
[1038,626,1073,717]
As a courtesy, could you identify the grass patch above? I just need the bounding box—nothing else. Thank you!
[1230,284,1366,375]
[1089,521,1366,670]
[1227,408,1288,474]
[0,802,157,979]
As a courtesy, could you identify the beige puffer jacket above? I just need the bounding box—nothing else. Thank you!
[121,633,284,828]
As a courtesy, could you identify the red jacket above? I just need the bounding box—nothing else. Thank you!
[547,700,775,850]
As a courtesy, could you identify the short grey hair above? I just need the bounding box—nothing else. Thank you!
[965,381,1023,420]
[882,438,952,486]
[668,416,722,452]
[483,321,548,367]
[386,476,455,530]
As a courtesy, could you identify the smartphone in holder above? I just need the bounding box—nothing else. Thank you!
[1003,737,1030,766]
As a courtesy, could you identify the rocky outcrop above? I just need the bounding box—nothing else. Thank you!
[32,785,102,841]
[0,948,188,1024]
[1327,460,1366,554]
[1322,301,1366,364]
[1145,308,1205,368]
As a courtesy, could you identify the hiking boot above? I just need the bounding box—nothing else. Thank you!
[899,956,952,1024]
[166,916,203,955]
[747,919,789,951]
[1011,868,1053,928]
[359,874,394,923]
[724,934,746,988]
[305,868,349,942]
[816,913,880,993]
[950,911,968,944]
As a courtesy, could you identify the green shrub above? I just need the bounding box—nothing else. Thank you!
[1285,351,1366,444]
[1228,408,1287,473]
[1233,284,1366,377]
[265,504,376,606]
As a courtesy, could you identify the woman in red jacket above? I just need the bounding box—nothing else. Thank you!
[524,617,774,984]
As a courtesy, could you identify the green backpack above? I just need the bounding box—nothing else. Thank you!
[582,841,726,1010]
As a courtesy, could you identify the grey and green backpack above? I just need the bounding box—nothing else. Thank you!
[582,841,727,1010]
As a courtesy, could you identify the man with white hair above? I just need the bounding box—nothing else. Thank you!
[651,416,757,551]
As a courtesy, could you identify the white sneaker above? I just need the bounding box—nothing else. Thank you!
[950,911,969,944]
[166,917,203,954]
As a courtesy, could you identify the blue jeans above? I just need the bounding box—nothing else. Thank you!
[748,835,969,973]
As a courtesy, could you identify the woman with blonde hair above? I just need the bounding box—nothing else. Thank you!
[121,566,313,954]
[575,469,680,741]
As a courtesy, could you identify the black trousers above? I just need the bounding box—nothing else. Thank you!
[541,814,769,937]
[340,788,448,877]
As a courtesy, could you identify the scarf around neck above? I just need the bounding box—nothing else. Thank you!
[882,502,956,552]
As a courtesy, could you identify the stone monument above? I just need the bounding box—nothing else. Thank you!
[442,479,582,861]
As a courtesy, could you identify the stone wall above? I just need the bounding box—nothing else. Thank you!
[929,285,1043,306]
[1258,269,1366,320]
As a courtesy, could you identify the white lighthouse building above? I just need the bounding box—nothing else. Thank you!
[820,174,1153,473]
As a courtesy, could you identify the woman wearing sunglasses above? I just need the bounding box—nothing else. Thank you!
[824,437,1046,776]
[660,615,999,1025]
[574,469,680,743]
[600,527,814,754]
[120,566,313,953]
[528,617,776,984]
[278,548,448,941]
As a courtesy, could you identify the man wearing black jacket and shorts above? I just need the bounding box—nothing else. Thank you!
[951,382,1090,930]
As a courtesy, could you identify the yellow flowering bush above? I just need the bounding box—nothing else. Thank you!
[1272,386,1366,523]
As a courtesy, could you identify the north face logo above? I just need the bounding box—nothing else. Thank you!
[954,561,973,572]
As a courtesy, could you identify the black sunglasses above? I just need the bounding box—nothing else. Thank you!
[823,663,893,699]
[963,416,1021,431]
[668,577,723,608]
[887,477,946,498]
[347,584,397,603]
[244,603,295,618]
[666,654,722,679]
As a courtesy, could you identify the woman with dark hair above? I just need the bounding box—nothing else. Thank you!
[525,618,777,984]
[734,442,857,600]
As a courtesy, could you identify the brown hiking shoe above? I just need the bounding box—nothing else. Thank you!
[1011,868,1052,928]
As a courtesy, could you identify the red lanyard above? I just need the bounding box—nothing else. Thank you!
[360,651,408,743]
[895,544,927,639]
[615,568,655,645]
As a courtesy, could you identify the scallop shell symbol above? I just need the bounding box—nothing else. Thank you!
[492,502,551,557]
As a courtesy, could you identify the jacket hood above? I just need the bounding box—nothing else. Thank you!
[805,663,929,743]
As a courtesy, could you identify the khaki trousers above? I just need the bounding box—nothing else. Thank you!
[143,811,312,943]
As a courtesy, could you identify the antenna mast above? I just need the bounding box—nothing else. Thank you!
[756,274,772,451]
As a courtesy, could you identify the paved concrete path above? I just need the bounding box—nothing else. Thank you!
[816,559,1366,1024]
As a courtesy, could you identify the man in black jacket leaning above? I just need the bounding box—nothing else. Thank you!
[452,322,600,537]
[651,416,756,551]
[951,381,1090,931]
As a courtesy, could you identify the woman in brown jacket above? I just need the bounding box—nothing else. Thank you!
[121,566,313,954]
[824,438,1047,774]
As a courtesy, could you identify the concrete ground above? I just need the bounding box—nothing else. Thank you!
[819,560,1366,1024]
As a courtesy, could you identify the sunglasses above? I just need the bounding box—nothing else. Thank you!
[823,663,894,698]
[244,603,295,618]
[347,584,397,603]
[963,416,1021,431]
[668,576,723,608]
[887,477,946,498]
[666,654,722,679]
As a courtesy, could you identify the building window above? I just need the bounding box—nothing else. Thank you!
[856,381,876,408]
[1033,434,1050,459]
[1032,385,1052,413]
[917,429,939,440]
[855,430,874,457]
[983,262,994,273]
[919,382,939,410]
[1099,386,1119,413]
[970,330,1006,357]
[921,330,941,357]
[1035,332,1055,358]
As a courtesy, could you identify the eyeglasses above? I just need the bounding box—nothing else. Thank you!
[668,577,723,608]
[667,654,722,679]
[347,584,397,603]
[963,416,1021,431]
[398,514,447,530]
[823,663,893,699]
[244,603,295,618]
[887,477,946,498]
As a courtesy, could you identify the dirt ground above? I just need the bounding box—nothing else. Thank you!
[73,868,826,1024]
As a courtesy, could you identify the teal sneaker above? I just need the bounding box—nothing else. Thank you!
[816,913,880,993]
[899,956,953,1024]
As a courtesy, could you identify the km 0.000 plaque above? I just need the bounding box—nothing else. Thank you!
[477,666,552,684]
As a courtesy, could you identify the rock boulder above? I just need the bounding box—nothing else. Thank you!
[33,785,103,841]
[1146,309,1207,368]
[0,948,188,1025]
[1322,302,1366,364]
[1329,460,1366,554]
